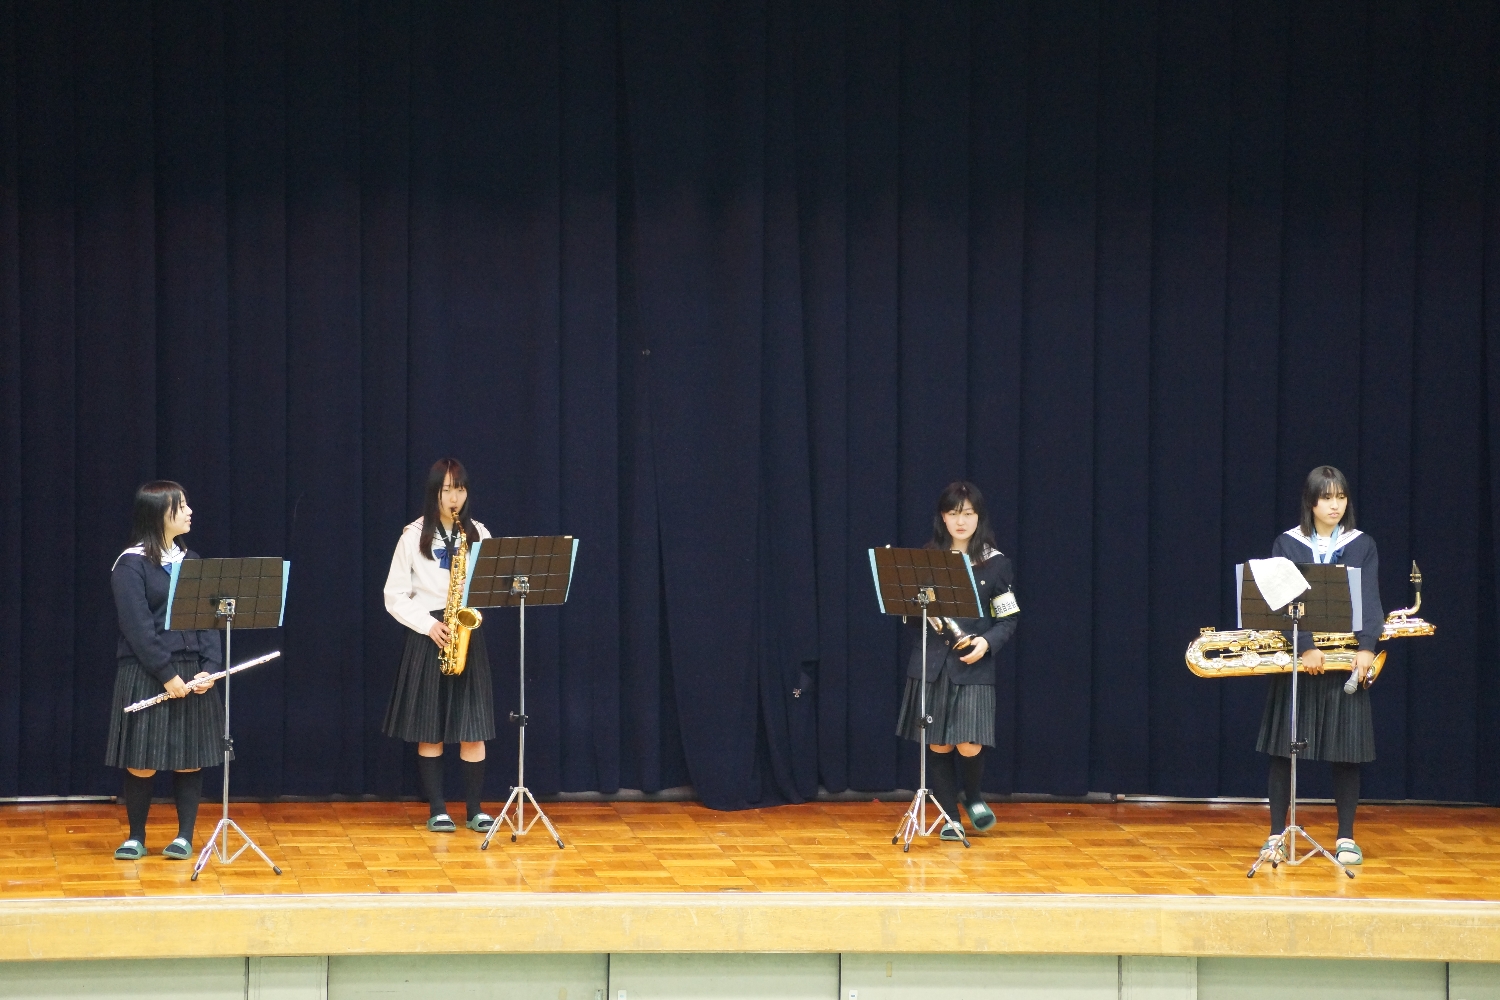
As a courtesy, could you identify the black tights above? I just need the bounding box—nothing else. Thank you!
[927,747,986,822]
[926,747,959,820]
[1268,756,1360,841]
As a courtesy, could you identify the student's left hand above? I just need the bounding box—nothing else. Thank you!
[191,670,215,694]
[959,637,989,664]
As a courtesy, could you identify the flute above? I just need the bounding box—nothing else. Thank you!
[123,651,282,713]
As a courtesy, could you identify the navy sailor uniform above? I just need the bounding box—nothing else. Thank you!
[1255,527,1382,763]
[104,546,227,771]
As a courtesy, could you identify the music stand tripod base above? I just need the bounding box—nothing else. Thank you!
[1247,823,1353,880]
[892,787,968,852]
[483,778,565,850]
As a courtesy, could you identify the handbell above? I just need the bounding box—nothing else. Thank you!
[928,616,978,651]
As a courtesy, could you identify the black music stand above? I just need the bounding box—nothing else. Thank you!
[165,556,289,880]
[468,535,578,851]
[1238,562,1358,879]
[868,546,984,851]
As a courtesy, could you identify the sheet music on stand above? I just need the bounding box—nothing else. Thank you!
[1237,563,1356,633]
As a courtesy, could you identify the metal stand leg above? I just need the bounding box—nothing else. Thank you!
[482,592,564,850]
[892,591,968,852]
[192,608,280,881]
[1247,609,1353,880]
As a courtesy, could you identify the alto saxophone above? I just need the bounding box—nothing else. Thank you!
[1186,561,1435,681]
[437,521,483,677]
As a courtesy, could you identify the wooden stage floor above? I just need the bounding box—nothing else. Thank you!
[5,800,1500,963]
[3,798,1497,900]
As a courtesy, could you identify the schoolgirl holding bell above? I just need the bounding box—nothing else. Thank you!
[1257,465,1382,867]
[382,458,496,833]
[895,481,1020,840]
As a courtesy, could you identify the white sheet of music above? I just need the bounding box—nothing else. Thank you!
[1248,556,1310,611]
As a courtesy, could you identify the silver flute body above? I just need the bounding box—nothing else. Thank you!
[122,651,282,714]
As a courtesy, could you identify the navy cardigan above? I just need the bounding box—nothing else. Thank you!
[904,550,1018,686]
[111,550,223,684]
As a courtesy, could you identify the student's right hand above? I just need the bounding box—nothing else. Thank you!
[164,675,191,699]
[1299,648,1326,674]
[428,620,452,647]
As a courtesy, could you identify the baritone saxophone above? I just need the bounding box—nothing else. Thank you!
[1185,561,1434,681]
[438,522,483,677]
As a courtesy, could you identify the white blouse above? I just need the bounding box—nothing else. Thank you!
[383,517,491,635]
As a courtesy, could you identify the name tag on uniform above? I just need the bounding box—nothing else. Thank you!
[992,590,1019,618]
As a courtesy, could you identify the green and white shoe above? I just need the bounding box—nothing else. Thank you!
[965,798,996,831]
[427,813,456,833]
[113,839,146,860]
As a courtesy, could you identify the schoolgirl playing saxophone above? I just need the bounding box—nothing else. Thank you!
[382,458,496,833]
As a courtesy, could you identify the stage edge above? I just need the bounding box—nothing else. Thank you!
[2,893,1498,963]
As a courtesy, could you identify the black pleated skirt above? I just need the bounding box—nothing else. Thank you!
[1256,671,1375,763]
[104,653,228,771]
[896,672,996,746]
[382,613,495,744]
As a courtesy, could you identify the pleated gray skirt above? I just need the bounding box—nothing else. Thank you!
[105,653,228,771]
[896,672,996,747]
[382,613,495,744]
[1256,671,1375,763]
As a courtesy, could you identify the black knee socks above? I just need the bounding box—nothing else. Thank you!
[1267,755,1291,834]
[417,754,446,818]
[462,759,486,822]
[958,749,985,804]
[1332,762,1360,840]
[122,771,154,843]
[926,747,959,821]
[1268,756,1360,840]
[171,770,204,842]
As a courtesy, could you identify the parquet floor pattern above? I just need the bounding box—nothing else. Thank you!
[2,800,1497,901]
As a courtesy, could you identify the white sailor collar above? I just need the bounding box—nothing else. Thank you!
[1282,527,1363,555]
[112,543,186,572]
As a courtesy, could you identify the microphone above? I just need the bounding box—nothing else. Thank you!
[1343,669,1361,695]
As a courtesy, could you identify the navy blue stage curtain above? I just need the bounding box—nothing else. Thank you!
[2,0,1499,807]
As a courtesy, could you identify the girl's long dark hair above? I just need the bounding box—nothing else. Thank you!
[1300,465,1355,536]
[128,481,186,565]
[929,480,995,561]
[419,458,478,560]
